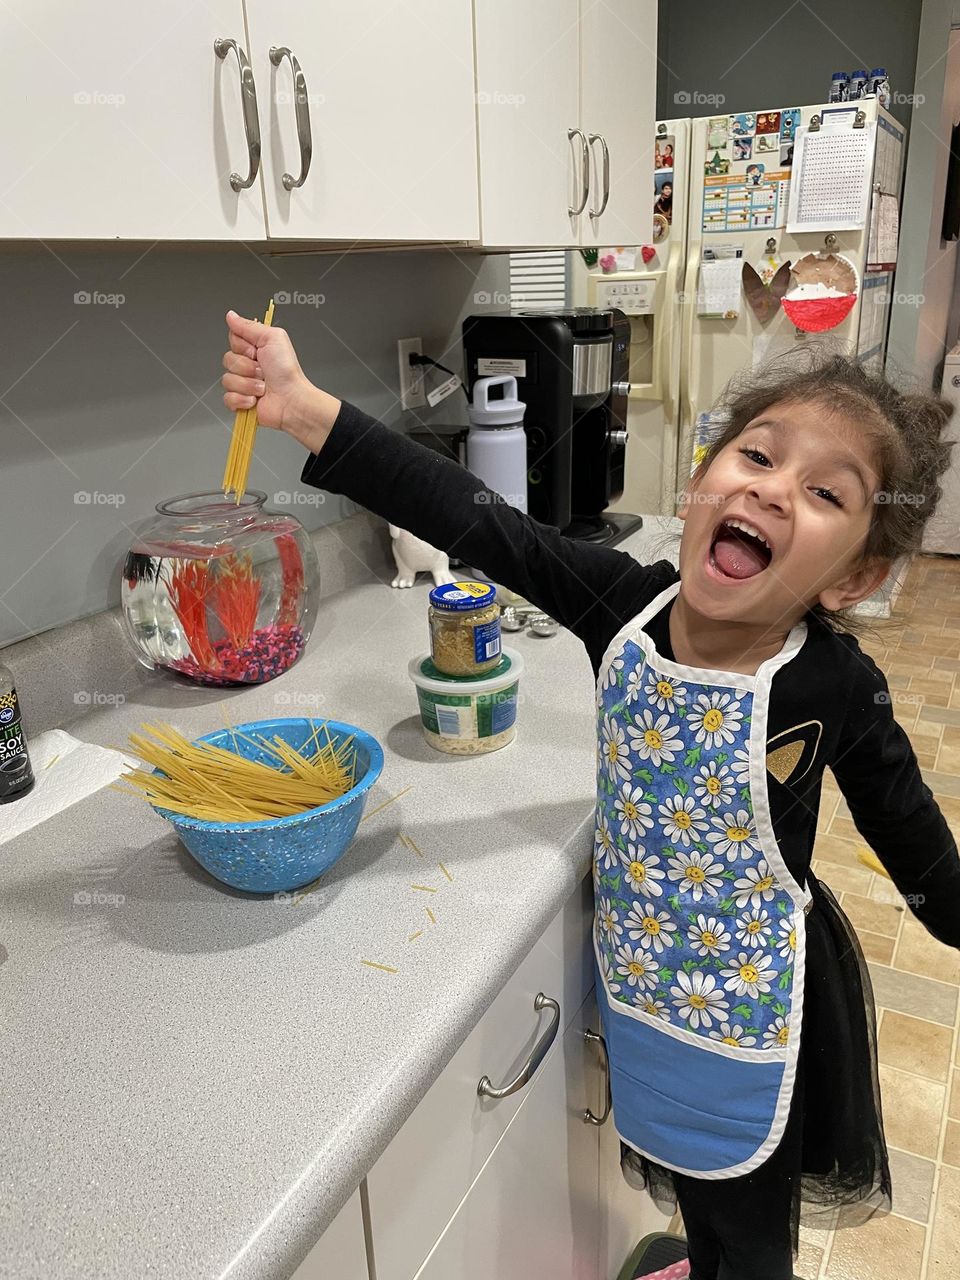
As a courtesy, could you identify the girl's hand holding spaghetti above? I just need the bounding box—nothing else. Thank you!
[221,309,341,456]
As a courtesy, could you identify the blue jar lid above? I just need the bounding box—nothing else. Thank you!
[429,580,498,612]
[869,68,887,76]
[831,72,848,79]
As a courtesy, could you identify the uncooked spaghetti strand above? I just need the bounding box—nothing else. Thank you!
[223,299,276,501]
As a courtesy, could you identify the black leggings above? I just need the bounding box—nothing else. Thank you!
[672,1062,803,1280]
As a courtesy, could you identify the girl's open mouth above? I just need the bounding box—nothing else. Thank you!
[708,519,773,581]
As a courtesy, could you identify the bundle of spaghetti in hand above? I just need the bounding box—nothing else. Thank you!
[119,720,357,823]
[223,298,275,501]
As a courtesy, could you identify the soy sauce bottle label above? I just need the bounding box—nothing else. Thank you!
[0,688,35,802]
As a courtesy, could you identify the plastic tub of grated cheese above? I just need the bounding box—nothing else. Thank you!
[407,648,524,755]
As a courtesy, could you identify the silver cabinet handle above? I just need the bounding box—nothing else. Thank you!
[214,37,261,192]
[587,133,610,218]
[268,45,313,190]
[477,993,560,1099]
[583,1028,611,1125]
[568,128,590,216]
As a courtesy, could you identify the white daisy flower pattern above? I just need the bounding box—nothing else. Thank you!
[619,846,666,897]
[708,1021,758,1049]
[598,896,623,943]
[600,715,632,784]
[777,916,798,960]
[594,811,618,870]
[735,909,773,950]
[666,849,725,900]
[624,902,678,953]
[732,860,778,908]
[613,782,655,840]
[670,970,730,1030]
[720,951,777,999]
[693,760,735,810]
[615,943,660,991]
[706,808,761,862]
[686,691,744,750]
[764,1016,791,1048]
[628,709,684,768]
[643,672,688,713]
[687,915,732,958]
[657,794,708,847]
[594,638,798,1049]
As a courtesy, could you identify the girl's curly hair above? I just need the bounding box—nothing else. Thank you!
[692,347,955,635]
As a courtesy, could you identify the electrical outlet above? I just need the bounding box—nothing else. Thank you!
[397,337,425,411]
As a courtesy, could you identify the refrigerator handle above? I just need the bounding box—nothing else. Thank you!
[679,249,700,438]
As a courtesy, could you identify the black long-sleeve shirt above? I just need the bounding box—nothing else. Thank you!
[303,401,960,948]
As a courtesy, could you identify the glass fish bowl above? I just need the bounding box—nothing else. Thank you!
[121,491,320,686]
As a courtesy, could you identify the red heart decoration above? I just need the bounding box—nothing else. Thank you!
[641,245,656,264]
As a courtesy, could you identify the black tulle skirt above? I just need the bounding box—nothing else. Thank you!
[620,875,893,1255]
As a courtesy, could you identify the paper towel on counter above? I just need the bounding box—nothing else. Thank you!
[0,729,137,847]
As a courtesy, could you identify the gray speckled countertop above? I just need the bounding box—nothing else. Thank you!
[0,517,679,1280]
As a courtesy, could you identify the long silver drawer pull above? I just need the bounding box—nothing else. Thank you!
[587,133,610,217]
[214,37,261,192]
[268,46,313,190]
[583,1028,611,1125]
[568,128,590,216]
[477,993,560,1099]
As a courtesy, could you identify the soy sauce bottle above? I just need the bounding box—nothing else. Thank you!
[0,661,35,804]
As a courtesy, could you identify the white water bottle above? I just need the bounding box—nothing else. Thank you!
[466,376,528,514]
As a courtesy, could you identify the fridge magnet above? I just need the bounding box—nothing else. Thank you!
[732,112,756,136]
[654,172,674,221]
[780,252,859,331]
[733,136,753,161]
[655,136,675,169]
[755,132,780,154]
[640,245,657,264]
[745,163,766,186]
[652,212,670,243]
[780,108,801,140]
[780,142,795,167]
[706,151,731,176]
[756,110,781,134]
[707,116,731,149]
[599,253,618,273]
[600,246,638,271]
[580,248,599,268]
[742,258,792,323]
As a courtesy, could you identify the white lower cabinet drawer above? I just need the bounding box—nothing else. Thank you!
[287,1185,368,1280]
[411,991,601,1280]
[366,873,594,1280]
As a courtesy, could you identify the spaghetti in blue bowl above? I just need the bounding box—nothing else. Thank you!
[151,717,384,893]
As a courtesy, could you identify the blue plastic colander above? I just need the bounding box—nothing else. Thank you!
[151,717,384,893]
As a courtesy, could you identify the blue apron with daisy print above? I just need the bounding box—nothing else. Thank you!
[594,581,812,1178]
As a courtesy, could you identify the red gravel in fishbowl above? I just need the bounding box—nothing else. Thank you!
[121,491,320,686]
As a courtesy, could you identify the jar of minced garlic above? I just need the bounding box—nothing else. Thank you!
[428,581,502,677]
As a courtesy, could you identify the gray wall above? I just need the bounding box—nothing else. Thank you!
[0,246,508,647]
[657,0,922,126]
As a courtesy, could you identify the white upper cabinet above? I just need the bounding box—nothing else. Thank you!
[580,0,657,247]
[0,0,267,239]
[474,0,582,248]
[246,0,479,241]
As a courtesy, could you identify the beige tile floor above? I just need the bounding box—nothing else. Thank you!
[794,554,960,1280]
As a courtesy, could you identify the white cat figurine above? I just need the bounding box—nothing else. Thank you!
[389,524,457,589]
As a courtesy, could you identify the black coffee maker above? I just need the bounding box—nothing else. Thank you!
[462,309,641,544]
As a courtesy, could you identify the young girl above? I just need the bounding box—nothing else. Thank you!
[221,311,960,1280]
